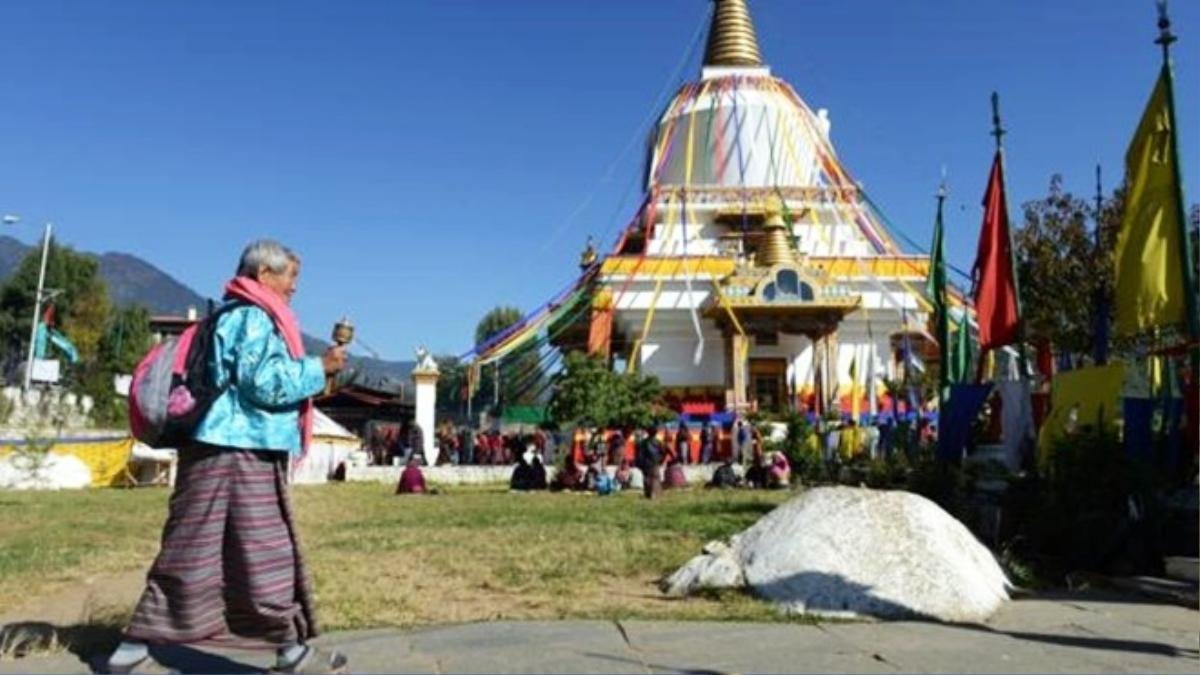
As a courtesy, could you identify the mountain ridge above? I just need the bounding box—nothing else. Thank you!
[0,236,413,389]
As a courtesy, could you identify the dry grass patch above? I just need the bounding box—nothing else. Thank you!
[1,482,794,632]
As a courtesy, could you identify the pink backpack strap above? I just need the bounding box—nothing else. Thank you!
[172,324,199,375]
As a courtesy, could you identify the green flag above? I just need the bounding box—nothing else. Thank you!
[949,315,973,384]
[926,193,951,393]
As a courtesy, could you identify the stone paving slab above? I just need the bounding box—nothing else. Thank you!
[617,620,893,674]
[1,591,1197,674]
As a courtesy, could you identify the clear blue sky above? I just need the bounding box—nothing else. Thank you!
[1,1,1196,361]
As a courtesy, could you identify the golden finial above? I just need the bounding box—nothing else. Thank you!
[579,235,598,270]
[704,0,764,67]
[756,197,793,268]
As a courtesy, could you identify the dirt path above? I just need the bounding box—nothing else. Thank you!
[0,569,143,629]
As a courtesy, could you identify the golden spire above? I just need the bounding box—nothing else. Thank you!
[703,0,764,67]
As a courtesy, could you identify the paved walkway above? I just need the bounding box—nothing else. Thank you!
[1,589,1196,673]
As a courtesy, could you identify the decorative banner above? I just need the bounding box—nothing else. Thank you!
[587,308,613,358]
[1114,68,1188,337]
[973,153,1021,351]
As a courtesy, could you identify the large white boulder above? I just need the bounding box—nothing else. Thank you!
[663,487,1009,622]
[0,452,92,490]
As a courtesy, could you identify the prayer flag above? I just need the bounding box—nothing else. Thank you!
[926,194,951,393]
[1114,67,1191,337]
[949,315,973,384]
[850,353,861,421]
[972,153,1021,350]
[867,344,878,417]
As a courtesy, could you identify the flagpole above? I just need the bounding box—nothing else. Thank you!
[934,181,950,409]
[1093,164,1110,365]
[990,92,1030,379]
[1155,0,1200,380]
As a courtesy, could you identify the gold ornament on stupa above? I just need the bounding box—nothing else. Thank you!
[579,236,598,269]
[755,197,793,267]
[704,0,764,67]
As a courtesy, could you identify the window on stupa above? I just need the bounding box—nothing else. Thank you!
[760,269,815,302]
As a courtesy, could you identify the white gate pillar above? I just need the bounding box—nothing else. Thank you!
[411,351,440,464]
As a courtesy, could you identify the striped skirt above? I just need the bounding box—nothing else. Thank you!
[126,444,318,648]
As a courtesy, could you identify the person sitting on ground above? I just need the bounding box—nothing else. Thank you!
[663,457,688,490]
[708,458,741,489]
[594,467,616,495]
[583,459,601,492]
[607,429,625,466]
[509,450,538,492]
[614,458,634,489]
[767,451,791,489]
[396,455,427,494]
[529,453,548,490]
[551,453,584,492]
[744,449,768,489]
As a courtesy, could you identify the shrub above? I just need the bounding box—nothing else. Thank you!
[1006,426,1166,578]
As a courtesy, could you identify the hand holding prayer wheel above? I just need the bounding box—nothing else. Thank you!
[323,317,352,392]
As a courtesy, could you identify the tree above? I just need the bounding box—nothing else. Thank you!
[85,306,153,426]
[433,354,468,422]
[0,240,154,427]
[548,351,671,430]
[0,240,110,378]
[1014,176,1114,356]
[474,306,524,346]
[473,306,545,409]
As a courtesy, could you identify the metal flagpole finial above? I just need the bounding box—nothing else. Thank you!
[990,91,1005,150]
[1156,0,1176,51]
[936,165,948,201]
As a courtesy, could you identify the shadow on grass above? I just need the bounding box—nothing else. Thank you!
[0,618,123,665]
[0,620,267,674]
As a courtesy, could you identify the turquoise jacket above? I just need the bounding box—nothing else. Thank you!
[193,305,325,453]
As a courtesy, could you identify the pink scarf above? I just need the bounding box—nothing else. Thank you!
[224,276,314,453]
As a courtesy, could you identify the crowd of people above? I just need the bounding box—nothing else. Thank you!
[385,411,946,501]
[367,422,559,467]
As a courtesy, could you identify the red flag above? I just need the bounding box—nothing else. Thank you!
[972,153,1021,350]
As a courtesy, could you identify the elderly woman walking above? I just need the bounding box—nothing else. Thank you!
[107,240,348,674]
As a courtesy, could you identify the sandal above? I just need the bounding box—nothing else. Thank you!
[272,645,349,674]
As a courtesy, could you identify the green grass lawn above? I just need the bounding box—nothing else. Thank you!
[0,483,795,631]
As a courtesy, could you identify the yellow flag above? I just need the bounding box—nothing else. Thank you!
[1115,68,1187,337]
[850,353,861,420]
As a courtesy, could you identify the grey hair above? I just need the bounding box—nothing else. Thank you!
[236,239,300,279]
